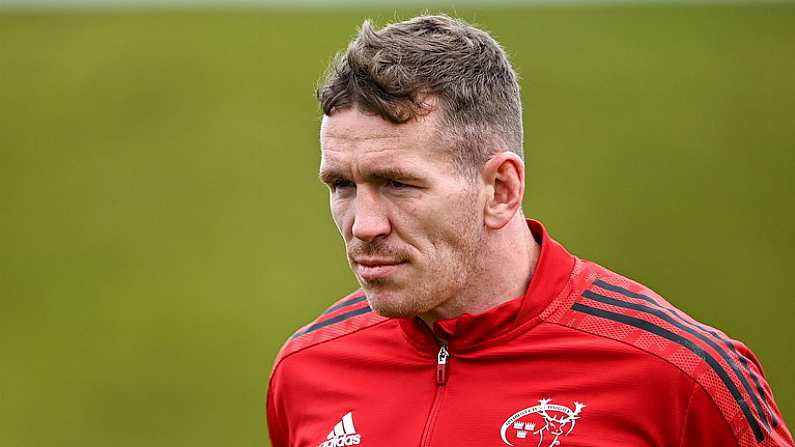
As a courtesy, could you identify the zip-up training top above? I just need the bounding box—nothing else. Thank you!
[267,220,792,447]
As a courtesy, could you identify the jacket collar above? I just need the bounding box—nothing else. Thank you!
[398,219,576,352]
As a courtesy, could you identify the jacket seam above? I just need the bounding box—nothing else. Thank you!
[677,378,749,447]
[536,320,699,381]
[271,317,393,373]
[677,380,699,447]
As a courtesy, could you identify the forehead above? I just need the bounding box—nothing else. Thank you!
[320,107,450,173]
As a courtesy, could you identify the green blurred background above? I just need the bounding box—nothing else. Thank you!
[1,3,793,446]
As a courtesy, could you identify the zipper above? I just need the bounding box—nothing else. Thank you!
[417,317,451,446]
[436,344,449,385]
[420,343,450,446]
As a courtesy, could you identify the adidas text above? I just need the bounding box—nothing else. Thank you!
[319,434,361,447]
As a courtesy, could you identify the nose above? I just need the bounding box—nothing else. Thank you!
[351,186,391,242]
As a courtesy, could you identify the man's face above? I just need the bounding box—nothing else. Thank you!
[319,106,486,318]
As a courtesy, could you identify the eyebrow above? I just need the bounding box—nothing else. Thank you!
[318,166,422,185]
[367,167,422,182]
[318,168,345,185]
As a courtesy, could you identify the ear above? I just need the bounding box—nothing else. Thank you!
[481,152,525,230]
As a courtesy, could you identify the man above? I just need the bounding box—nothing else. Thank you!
[267,15,792,447]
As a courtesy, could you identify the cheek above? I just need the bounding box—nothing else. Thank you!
[411,208,474,257]
[437,194,483,252]
[393,188,481,254]
[330,197,352,239]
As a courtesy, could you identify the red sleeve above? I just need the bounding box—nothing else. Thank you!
[737,343,794,447]
[267,363,289,447]
[680,343,793,447]
[679,382,740,446]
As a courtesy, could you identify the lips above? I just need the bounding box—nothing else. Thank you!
[353,258,406,281]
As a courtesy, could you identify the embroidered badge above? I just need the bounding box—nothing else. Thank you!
[500,398,586,447]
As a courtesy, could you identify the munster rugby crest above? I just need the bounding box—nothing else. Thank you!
[500,398,586,447]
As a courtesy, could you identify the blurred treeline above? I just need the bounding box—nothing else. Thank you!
[0,4,793,446]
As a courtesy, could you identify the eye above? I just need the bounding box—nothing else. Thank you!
[386,179,409,189]
[331,179,355,192]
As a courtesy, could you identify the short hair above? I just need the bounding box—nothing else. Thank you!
[317,15,523,175]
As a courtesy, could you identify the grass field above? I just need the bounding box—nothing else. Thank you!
[1,4,793,446]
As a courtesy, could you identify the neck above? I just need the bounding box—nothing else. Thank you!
[419,216,540,327]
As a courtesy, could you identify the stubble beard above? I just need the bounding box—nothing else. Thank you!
[358,209,486,319]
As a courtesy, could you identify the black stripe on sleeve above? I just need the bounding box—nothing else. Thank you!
[582,289,770,433]
[592,279,777,429]
[290,305,373,340]
[571,302,765,443]
[321,294,368,316]
[738,355,779,428]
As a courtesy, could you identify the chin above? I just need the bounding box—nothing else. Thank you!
[363,288,426,318]
[368,305,415,319]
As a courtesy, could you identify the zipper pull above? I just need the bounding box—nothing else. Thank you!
[436,344,450,386]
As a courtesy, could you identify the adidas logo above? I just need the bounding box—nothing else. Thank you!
[319,412,361,447]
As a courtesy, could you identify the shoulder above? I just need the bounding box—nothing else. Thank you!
[547,260,781,446]
[549,259,747,375]
[271,290,390,369]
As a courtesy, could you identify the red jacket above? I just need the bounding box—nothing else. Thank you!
[267,220,792,447]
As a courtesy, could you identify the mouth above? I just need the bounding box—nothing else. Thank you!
[353,258,407,281]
